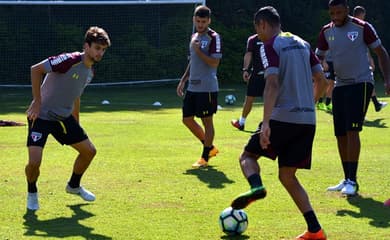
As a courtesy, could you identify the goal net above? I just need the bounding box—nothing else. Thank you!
[0,0,204,87]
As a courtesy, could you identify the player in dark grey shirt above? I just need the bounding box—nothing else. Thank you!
[316,0,390,196]
[231,34,265,131]
[230,6,328,240]
[25,26,111,210]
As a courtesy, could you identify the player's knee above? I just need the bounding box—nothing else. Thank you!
[278,173,296,187]
[81,144,97,160]
[87,145,97,159]
[239,151,257,165]
[26,159,41,170]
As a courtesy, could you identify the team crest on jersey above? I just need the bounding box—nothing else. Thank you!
[347,31,358,41]
[31,131,42,142]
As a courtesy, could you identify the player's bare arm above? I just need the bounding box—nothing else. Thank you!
[260,73,279,149]
[321,60,329,72]
[191,38,220,68]
[27,62,46,121]
[312,71,328,102]
[242,52,252,82]
[372,45,390,95]
[177,63,190,97]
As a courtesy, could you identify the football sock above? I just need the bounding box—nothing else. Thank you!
[239,117,246,126]
[201,146,212,162]
[372,96,379,106]
[68,172,83,188]
[348,162,358,182]
[342,161,349,180]
[325,97,331,105]
[318,98,323,103]
[28,181,37,193]
[303,210,321,233]
[247,173,263,189]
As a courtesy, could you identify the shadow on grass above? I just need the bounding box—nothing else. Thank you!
[183,166,235,189]
[363,118,388,128]
[220,234,250,239]
[23,203,112,239]
[336,195,390,228]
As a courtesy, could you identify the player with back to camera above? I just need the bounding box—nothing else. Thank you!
[176,5,222,168]
[353,5,387,112]
[231,33,265,131]
[25,26,111,210]
[316,0,390,196]
[230,6,328,240]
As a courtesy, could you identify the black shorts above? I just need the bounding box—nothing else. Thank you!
[182,91,218,118]
[27,115,88,147]
[325,61,336,80]
[246,74,265,97]
[244,120,315,169]
[332,82,373,136]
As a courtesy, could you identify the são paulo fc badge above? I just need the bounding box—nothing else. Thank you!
[347,31,358,41]
[31,131,42,142]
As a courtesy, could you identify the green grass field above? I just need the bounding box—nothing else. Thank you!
[1,83,390,240]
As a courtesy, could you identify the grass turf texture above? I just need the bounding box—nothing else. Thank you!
[0,83,389,239]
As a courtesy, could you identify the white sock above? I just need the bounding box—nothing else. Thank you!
[239,117,246,126]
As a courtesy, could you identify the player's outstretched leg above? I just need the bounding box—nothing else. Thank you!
[231,186,267,209]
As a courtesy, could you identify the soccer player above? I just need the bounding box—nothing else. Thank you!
[25,26,111,210]
[230,6,328,240]
[353,5,388,112]
[316,0,390,196]
[231,34,265,131]
[176,5,222,168]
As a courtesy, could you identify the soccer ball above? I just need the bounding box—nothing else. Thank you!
[219,207,248,235]
[225,94,236,105]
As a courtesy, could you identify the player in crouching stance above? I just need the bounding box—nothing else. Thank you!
[230,7,328,239]
[25,26,111,210]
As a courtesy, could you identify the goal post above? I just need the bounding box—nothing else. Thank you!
[0,0,205,87]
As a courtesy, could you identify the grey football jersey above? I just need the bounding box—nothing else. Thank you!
[261,32,322,125]
[38,52,93,120]
[316,16,381,87]
[187,28,222,92]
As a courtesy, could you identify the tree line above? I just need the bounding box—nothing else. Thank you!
[1,1,388,85]
[207,0,390,83]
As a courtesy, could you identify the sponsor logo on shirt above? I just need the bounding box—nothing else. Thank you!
[260,45,269,68]
[347,31,358,42]
[31,131,42,142]
[50,54,71,66]
[215,34,221,53]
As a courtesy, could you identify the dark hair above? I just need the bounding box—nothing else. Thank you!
[84,26,111,47]
[194,5,211,18]
[353,6,366,16]
[329,0,348,7]
[254,6,280,27]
